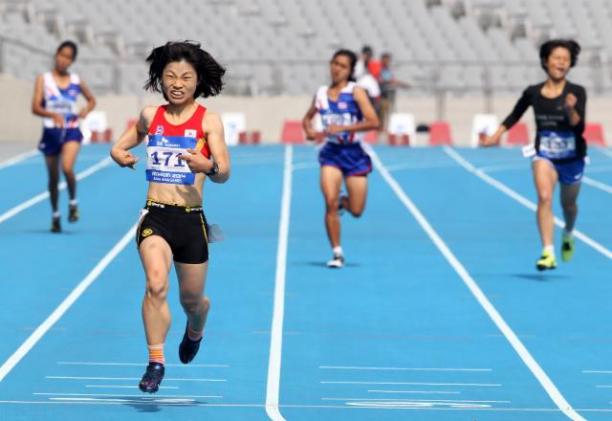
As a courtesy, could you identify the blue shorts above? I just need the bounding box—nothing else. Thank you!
[318,142,372,176]
[38,127,83,156]
[534,155,585,185]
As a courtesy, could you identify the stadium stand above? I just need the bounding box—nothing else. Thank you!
[505,122,530,146]
[1,0,612,96]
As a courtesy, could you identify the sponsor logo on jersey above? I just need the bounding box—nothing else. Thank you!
[338,102,348,110]
[142,228,153,237]
[185,129,197,138]
[155,125,164,135]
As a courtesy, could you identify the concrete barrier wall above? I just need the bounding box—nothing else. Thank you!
[1,74,609,146]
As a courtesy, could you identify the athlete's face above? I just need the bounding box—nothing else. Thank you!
[329,55,352,84]
[545,47,571,81]
[162,60,198,104]
[54,47,74,73]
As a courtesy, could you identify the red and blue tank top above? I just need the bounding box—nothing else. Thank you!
[146,104,210,185]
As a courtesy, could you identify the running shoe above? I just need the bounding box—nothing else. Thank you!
[68,204,79,223]
[179,323,202,364]
[536,249,557,271]
[138,362,165,393]
[51,216,61,233]
[326,252,345,268]
[561,233,575,262]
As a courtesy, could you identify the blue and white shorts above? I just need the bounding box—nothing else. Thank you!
[318,142,372,177]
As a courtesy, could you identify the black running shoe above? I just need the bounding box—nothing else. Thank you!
[138,362,165,393]
[51,216,61,233]
[179,323,202,364]
[68,204,79,223]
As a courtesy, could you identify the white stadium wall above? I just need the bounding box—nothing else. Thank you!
[1,74,610,146]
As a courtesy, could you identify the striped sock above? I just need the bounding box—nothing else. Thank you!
[148,344,165,365]
[187,325,203,342]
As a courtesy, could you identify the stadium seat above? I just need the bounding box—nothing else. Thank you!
[429,121,452,145]
[471,113,499,147]
[221,112,246,146]
[505,122,529,146]
[238,131,262,145]
[363,130,378,144]
[388,113,416,146]
[281,120,305,144]
[583,122,606,146]
[387,133,409,146]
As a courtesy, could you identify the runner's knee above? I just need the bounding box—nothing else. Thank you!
[145,270,168,301]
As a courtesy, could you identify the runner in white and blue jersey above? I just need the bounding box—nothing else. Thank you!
[31,41,96,232]
[302,49,380,268]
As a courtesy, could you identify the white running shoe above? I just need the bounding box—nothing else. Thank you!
[326,253,345,268]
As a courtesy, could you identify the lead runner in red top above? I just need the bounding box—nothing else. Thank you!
[110,41,229,393]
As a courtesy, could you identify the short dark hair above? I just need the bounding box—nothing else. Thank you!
[57,40,78,61]
[539,39,581,71]
[144,41,225,98]
[332,49,358,82]
[361,45,373,56]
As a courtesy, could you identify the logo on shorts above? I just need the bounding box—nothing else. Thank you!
[141,228,153,238]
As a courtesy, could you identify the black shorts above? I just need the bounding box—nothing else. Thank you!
[136,200,209,264]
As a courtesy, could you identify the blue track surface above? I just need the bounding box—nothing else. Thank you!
[0,144,610,420]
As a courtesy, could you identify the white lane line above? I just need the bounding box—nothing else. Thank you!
[0,221,137,382]
[3,400,604,412]
[368,389,460,395]
[371,149,586,421]
[583,176,612,195]
[443,147,612,260]
[320,365,491,372]
[385,161,458,171]
[322,397,511,403]
[85,385,178,389]
[34,392,221,398]
[477,163,525,173]
[0,157,112,225]
[57,361,229,368]
[583,370,612,374]
[46,376,226,382]
[49,397,196,403]
[291,162,318,171]
[597,148,612,159]
[587,166,612,173]
[0,149,38,170]
[321,381,501,387]
[346,401,492,409]
[265,145,292,421]
[596,385,612,388]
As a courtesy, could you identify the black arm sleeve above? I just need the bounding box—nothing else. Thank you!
[502,88,532,129]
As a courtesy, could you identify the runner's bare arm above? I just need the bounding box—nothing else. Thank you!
[110,106,156,168]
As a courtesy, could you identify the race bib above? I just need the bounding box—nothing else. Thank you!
[538,130,576,160]
[146,135,196,185]
[322,112,354,143]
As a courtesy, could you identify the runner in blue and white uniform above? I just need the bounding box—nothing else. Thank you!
[482,39,586,271]
[31,40,96,232]
[302,49,380,268]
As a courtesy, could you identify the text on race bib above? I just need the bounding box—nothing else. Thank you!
[146,135,196,185]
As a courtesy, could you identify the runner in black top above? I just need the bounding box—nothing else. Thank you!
[481,39,586,271]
